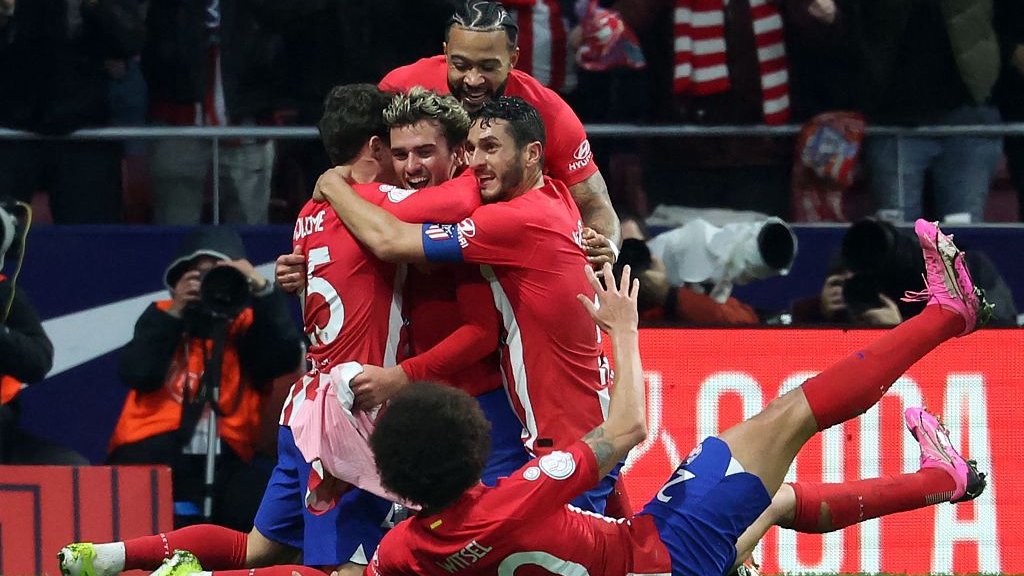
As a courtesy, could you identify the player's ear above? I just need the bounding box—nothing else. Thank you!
[451,143,467,172]
[369,136,387,161]
[510,46,520,69]
[524,141,543,168]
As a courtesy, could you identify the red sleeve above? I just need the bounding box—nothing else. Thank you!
[493,441,601,518]
[371,171,481,224]
[379,66,408,92]
[538,93,599,187]
[422,200,541,266]
[400,269,500,382]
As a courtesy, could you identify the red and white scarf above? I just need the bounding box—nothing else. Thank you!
[505,0,577,93]
[672,0,790,124]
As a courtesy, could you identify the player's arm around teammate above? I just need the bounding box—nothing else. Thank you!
[313,166,429,263]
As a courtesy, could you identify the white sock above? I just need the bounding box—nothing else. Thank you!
[91,542,126,575]
[197,571,214,576]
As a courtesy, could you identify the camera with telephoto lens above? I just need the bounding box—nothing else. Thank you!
[183,265,250,336]
[840,219,924,318]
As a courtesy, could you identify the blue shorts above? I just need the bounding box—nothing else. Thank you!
[476,387,530,486]
[254,427,393,567]
[476,386,619,513]
[639,437,771,576]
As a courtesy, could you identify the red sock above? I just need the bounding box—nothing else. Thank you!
[212,566,329,576]
[124,525,248,571]
[788,468,956,533]
[800,306,962,431]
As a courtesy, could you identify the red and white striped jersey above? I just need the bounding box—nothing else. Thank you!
[504,0,578,94]
[279,174,481,426]
[420,177,610,456]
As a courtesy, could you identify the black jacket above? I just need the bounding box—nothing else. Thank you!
[0,280,53,384]
[0,0,145,134]
[118,287,301,394]
[142,0,287,121]
[994,0,1024,120]
[120,227,303,392]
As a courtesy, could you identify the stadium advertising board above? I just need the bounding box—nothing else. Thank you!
[613,328,1021,574]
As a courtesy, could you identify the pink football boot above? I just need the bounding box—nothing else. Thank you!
[905,406,987,503]
[901,219,993,336]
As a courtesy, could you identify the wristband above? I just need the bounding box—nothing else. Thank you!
[608,239,620,260]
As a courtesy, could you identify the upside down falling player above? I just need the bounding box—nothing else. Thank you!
[363,217,990,576]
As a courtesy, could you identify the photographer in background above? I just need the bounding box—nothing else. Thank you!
[613,211,797,324]
[0,200,88,464]
[107,227,302,530]
[792,219,1018,326]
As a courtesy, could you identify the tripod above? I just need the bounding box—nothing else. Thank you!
[179,318,231,523]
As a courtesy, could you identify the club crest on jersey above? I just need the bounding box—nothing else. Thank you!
[425,223,456,241]
[379,184,418,203]
[425,222,469,248]
[538,451,576,480]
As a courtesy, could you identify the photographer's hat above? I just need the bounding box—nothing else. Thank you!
[164,227,247,290]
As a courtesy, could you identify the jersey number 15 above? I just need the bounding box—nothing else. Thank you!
[306,246,344,346]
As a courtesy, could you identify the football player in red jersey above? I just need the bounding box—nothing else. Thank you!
[380,0,620,266]
[58,85,484,576]
[277,87,529,486]
[365,215,990,576]
[314,97,619,514]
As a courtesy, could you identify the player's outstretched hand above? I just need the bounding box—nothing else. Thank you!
[577,262,639,334]
[275,245,306,294]
[351,365,411,411]
[583,227,616,269]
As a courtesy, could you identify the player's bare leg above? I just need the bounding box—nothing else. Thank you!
[721,219,990,564]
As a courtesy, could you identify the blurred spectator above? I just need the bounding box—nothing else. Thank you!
[261,0,461,222]
[607,0,840,218]
[504,0,578,94]
[0,0,145,223]
[791,219,1018,326]
[857,0,1002,224]
[994,0,1024,221]
[107,227,302,529]
[143,0,287,225]
[783,0,861,122]
[0,200,87,463]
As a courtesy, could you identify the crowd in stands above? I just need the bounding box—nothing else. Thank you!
[1,0,1023,224]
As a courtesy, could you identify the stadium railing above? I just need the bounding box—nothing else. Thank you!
[3,123,1024,224]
